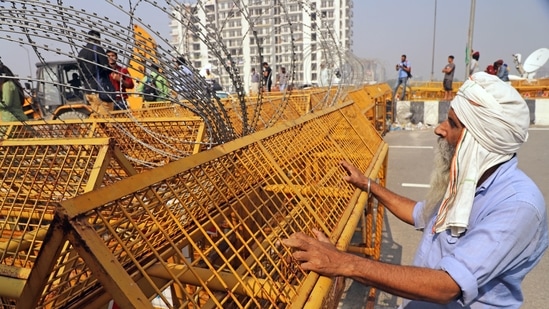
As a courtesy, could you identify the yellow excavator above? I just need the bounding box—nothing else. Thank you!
[23,24,157,120]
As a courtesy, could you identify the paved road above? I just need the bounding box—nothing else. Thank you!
[339,126,549,308]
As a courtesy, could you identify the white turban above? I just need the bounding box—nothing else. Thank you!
[433,72,530,236]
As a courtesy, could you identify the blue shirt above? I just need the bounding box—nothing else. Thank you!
[398,61,410,79]
[402,156,548,308]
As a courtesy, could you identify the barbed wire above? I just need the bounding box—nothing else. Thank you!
[0,0,364,164]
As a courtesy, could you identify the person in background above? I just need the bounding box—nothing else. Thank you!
[442,55,455,101]
[494,59,510,82]
[202,68,222,92]
[68,72,82,88]
[283,72,548,308]
[262,62,272,92]
[173,56,194,99]
[0,61,28,122]
[469,51,480,75]
[250,67,260,96]
[485,64,497,75]
[106,49,134,110]
[392,54,411,102]
[68,72,83,99]
[319,63,330,87]
[137,63,169,102]
[203,68,214,85]
[77,29,113,115]
[276,67,289,92]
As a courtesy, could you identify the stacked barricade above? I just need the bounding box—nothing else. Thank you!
[0,117,207,172]
[512,78,549,98]
[0,99,388,309]
[347,84,393,133]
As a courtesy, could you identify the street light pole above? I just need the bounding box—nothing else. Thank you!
[465,0,476,80]
[430,0,437,81]
[19,44,33,79]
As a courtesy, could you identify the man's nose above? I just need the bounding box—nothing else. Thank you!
[434,124,445,138]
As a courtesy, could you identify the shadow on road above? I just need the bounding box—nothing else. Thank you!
[338,212,403,309]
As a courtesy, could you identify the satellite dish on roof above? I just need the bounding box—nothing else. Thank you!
[523,48,549,73]
[511,48,549,80]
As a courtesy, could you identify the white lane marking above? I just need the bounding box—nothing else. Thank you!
[529,127,549,130]
[390,145,434,149]
[402,183,431,188]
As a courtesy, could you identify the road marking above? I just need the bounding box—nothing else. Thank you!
[390,145,434,149]
[529,127,549,131]
[402,183,431,188]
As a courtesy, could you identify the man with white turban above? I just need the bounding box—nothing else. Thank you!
[283,72,548,308]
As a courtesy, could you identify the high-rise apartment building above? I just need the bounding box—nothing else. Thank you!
[169,0,353,92]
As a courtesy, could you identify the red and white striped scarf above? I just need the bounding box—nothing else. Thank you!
[432,72,529,236]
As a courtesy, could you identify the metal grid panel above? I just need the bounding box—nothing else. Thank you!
[21,103,388,309]
[224,96,306,135]
[0,138,136,309]
[347,88,374,111]
[0,138,128,262]
[310,88,342,110]
[109,105,197,119]
[0,117,207,170]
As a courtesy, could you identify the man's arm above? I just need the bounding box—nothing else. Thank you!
[121,68,134,89]
[340,160,416,225]
[282,230,461,304]
[402,62,411,73]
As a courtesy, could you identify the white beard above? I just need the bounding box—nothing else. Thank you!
[422,138,455,224]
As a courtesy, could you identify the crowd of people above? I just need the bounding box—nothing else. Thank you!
[1,28,298,121]
[2,26,307,122]
[391,50,512,102]
[74,29,297,116]
[73,29,247,115]
[250,61,290,95]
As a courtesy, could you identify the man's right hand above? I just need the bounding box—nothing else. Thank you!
[340,160,368,191]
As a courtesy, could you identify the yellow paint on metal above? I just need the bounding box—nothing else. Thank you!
[0,88,389,308]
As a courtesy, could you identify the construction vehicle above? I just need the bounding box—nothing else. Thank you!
[23,60,93,120]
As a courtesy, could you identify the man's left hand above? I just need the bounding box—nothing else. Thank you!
[282,229,346,277]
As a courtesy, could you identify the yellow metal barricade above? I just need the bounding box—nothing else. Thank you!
[0,117,207,172]
[0,138,137,306]
[1,101,388,309]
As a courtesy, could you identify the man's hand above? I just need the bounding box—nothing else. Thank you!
[340,160,368,190]
[110,72,121,82]
[282,229,347,276]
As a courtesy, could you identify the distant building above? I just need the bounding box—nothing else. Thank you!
[169,0,353,92]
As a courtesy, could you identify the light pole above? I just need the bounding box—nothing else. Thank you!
[465,0,476,80]
[19,44,33,79]
[430,0,437,81]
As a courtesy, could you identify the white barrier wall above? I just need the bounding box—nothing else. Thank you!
[396,99,549,126]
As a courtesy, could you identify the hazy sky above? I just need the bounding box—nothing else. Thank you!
[354,0,549,81]
[2,0,549,82]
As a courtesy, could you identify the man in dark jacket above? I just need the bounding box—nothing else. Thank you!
[77,30,113,115]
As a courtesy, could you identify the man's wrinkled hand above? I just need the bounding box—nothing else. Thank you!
[340,160,367,189]
[281,229,345,276]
